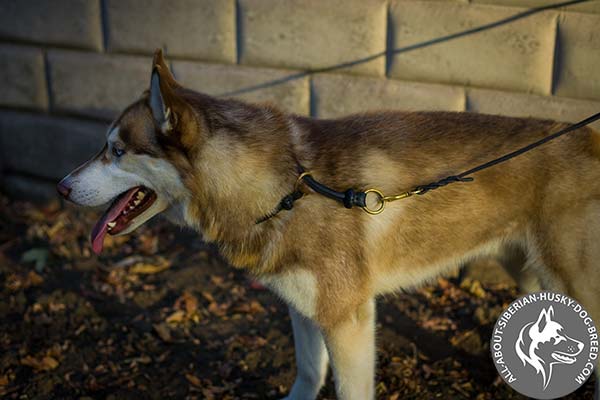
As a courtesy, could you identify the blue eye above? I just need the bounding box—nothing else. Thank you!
[112,147,125,157]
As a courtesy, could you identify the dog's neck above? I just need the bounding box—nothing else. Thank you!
[181,100,301,272]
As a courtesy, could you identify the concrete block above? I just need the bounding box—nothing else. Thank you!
[0,45,47,110]
[553,12,600,101]
[48,50,151,120]
[389,1,556,94]
[0,111,107,180]
[0,0,102,50]
[105,0,236,63]
[239,0,387,76]
[467,87,600,130]
[173,61,310,115]
[312,73,465,118]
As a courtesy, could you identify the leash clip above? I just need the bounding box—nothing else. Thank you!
[362,188,423,215]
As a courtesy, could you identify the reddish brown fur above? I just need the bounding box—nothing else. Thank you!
[109,51,600,334]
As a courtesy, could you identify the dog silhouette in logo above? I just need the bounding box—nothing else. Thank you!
[515,306,584,389]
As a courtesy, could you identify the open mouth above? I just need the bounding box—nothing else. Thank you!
[90,186,157,254]
[552,351,577,364]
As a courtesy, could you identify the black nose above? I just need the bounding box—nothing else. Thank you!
[57,180,72,199]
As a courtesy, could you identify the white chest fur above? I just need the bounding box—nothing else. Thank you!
[258,269,318,319]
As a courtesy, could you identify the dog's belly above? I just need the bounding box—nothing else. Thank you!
[370,239,505,295]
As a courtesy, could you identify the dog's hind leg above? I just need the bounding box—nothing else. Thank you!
[323,299,376,400]
[284,306,329,400]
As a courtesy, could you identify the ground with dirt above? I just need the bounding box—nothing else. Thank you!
[0,194,595,399]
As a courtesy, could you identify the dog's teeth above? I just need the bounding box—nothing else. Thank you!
[107,222,116,228]
[134,199,141,206]
[137,192,145,200]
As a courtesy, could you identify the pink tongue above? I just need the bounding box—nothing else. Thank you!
[90,188,139,254]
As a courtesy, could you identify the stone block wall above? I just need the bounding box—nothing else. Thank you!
[1,0,600,199]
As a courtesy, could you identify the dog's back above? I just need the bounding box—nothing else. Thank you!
[267,111,600,327]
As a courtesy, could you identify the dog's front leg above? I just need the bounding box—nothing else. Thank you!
[323,299,376,400]
[284,306,330,400]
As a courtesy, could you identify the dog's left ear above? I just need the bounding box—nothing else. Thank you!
[149,66,175,133]
[148,49,200,153]
[149,49,189,134]
[152,49,181,89]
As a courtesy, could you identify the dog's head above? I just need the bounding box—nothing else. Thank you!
[515,306,584,389]
[57,50,203,254]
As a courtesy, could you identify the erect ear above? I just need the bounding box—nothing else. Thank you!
[149,49,187,133]
[149,67,175,133]
[152,49,181,89]
[148,50,200,152]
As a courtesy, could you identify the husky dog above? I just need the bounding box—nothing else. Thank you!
[58,50,600,399]
[516,306,584,389]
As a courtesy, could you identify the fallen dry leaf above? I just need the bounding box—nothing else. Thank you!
[460,278,486,299]
[173,291,198,314]
[21,248,49,272]
[130,259,170,275]
[166,310,185,324]
[153,323,172,342]
[42,356,59,370]
[21,355,59,371]
[27,270,44,286]
[102,234,129,249]
[185,373,202,387]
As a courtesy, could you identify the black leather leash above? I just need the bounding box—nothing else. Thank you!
[257,112,600,224]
